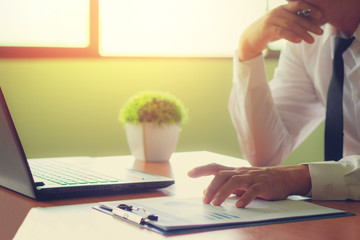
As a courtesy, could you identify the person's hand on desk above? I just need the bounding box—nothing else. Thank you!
[188,164,311,208]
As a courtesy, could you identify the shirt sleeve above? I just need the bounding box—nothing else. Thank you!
[229,43,325,166]
[228,52,291,166]
[308,156,360,200]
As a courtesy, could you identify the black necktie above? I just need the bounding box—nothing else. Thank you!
[324,36,355,161]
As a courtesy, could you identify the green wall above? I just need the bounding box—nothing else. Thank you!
[0,57,324,165]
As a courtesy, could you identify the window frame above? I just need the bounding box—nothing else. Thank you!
[0,0,99,58]
[0,0,277,59]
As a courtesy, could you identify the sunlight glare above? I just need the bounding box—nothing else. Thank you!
[99,0,266,57]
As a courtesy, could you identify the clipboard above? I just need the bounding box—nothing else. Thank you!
[93,196,355,235]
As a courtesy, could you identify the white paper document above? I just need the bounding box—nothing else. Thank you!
[97,196,351,232]
[14,196,353,239]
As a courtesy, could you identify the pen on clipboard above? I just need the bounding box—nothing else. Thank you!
[102,203,158,225]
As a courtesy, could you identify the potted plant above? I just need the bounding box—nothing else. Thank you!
[119,91,188,161]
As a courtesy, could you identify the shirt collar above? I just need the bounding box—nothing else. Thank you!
[353,24,360,40]
[322,23,360,59]
[321,23,336,45]
[322,23,360,43]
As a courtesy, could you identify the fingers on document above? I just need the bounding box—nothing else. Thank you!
[187,163,234,178]
[202,169,272,208]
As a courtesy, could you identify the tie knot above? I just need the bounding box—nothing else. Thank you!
[334,36,355,57]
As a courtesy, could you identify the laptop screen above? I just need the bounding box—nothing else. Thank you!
[0,88,36,198]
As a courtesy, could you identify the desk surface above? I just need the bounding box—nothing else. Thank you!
[1,151,360,240]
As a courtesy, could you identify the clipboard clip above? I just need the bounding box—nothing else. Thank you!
[112,204,158,225]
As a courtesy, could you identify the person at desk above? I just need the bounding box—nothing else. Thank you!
[189,0,360,208]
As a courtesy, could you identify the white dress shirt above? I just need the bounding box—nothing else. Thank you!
[229,23,360,200]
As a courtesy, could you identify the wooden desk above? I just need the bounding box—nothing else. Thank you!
[1,151,360,240]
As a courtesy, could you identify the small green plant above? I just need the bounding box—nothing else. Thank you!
[119,91,188,127]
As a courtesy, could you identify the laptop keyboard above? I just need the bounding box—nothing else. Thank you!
[29,160,121,185]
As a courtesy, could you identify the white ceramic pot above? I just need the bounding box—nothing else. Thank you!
[125,123,180,161]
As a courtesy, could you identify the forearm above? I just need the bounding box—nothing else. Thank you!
[238,28,265,62]
[231,0,325,167]
[284,164,312,196]
[229,54,294,166]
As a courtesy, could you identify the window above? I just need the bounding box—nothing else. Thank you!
[267,0,286,10]
[0,0,89,47]
[99,0,266,57]
[0,0,97,58]
[0,0,270,58]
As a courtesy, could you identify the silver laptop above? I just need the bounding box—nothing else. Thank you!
[0,87,174,200]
